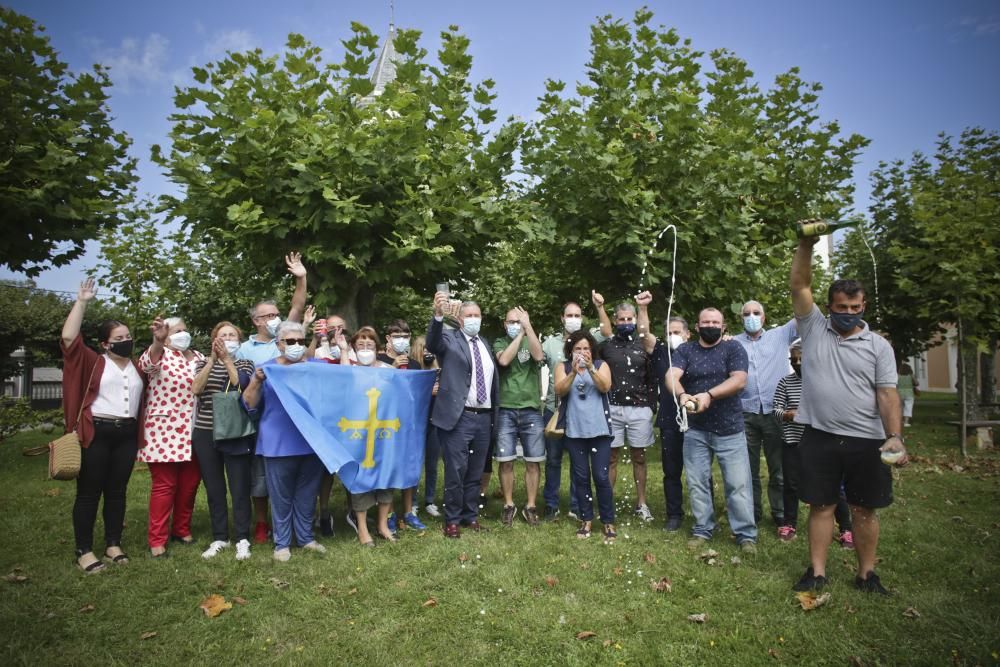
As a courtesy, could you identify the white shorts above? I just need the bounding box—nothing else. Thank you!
[609,405,655,448]
[902,397,914,418]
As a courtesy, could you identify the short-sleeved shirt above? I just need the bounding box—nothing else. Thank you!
[650,340,679,431]
[235,335,279,365]
[599,334,655,408]
[670,340,748,436]
[193,358,256,431]
[541,328,606,412]
[794,305,897,439]
[734,318,798,414]
[493,336,543,410]
[772,372,804,444]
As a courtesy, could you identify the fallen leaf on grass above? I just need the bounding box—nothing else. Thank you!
[317,584,333,597]
[731,556,741,566]
[44,488,61,497]
[269,578,289,590]
[140,631,157,640]
[902,607,921,618]
[347,588,357,595]
[848,656,864,667]
[795,591,830,611]
[650,577,672,593]
[421,598,438,608]
[458,552,469,563]
[687,613,707,624]
[545,575,559,588]
[643,552,656,564]
[4,572,28,583]
[768,648,780,658]
[199,594,232,618]
[579,562,590,570]
[613,567,624,576]
[698,549,719,560]
[79,604,95,613]
[232,596,248,606]
[576,631,597,640]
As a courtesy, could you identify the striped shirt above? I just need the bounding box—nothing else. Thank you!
[194,358,256,431]
[734,318,798,414]
[772,372,804,444]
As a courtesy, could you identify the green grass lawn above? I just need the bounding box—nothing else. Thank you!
[1,393,998,666]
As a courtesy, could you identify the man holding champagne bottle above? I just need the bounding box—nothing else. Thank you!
[789,222,907,595]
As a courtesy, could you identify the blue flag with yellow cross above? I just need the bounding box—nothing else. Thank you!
[262,362,435,494]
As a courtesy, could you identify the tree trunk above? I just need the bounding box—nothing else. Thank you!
[323,280,374,333]
[980,333,997,406]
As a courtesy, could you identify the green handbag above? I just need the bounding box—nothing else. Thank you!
[211,381,256,442]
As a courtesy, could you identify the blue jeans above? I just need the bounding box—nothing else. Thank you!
[422,423,441,506]
[542,408,580,513]
[683,429,756,543]
[264,454,324,550]
[565,435,614,524]
[439,411,492,524]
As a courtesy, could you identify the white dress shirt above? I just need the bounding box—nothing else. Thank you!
[90,355,143,419]
[462,331,494,409]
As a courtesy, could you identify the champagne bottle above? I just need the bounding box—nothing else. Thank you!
[796,219,861,238]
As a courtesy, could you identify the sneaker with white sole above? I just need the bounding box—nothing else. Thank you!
[273,547,291,562]
[635,504,654,523]
[424,503,441,518]
[301,540,327,553]
[346,511,359,534]
[235,539,251,561]
[201,540,230,560]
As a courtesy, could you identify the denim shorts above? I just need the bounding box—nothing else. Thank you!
[495,408,546,462]
[609,405,655,448]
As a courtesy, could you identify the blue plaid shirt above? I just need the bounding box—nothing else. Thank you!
[734,318,798,414]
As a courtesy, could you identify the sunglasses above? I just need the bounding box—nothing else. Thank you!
[282,338,308,346]
[576,381,587,400]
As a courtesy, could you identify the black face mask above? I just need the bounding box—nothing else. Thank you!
[830,310,863,334]
[698,327,722,345]
[791,362,802,377]
[423,352,435,367]
[107,339,134,358]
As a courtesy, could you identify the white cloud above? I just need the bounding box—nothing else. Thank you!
[205,29,257,58]
[92,33,171,91]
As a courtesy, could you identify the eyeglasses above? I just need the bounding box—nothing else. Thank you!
[282,338,307,346]
[256,313,280,321]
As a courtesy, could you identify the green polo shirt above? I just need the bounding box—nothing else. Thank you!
[493,336,543,410]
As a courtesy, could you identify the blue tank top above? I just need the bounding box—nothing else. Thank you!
[565,361,612,439]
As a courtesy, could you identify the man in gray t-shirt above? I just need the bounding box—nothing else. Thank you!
[789,228,908,597]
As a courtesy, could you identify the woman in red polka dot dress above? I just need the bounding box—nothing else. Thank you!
[138,316,206,557]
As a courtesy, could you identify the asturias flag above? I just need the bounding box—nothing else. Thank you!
[263,363,435,494]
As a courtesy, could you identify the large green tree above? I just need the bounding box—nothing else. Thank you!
[519,9,867,326]
[0,7,135,277]
[152,26,524,328]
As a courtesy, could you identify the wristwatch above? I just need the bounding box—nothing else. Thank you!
[885,432,905,443]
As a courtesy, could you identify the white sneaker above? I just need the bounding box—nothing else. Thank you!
[635,504,654,523]
[301,540,327,554]
[273,547,291,562]
[424,503,441,518]
[567,510,580,521]
[201,540,230,560]
[235,539,251,561]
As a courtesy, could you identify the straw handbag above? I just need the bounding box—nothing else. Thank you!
[49,362,98,480]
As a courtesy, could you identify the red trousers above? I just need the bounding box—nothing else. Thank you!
[147,459,201,548]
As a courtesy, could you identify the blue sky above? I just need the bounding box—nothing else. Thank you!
[4,0,999,294]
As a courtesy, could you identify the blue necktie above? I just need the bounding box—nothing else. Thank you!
[470,337,487,404]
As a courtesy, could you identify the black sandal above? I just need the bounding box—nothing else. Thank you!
[603,524,617,543]
[104,550,129,564]
[170,535,195,545]
[576,522,592,539]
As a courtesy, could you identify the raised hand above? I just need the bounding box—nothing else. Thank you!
[212,337,228,360]
[434,291,450,317]
[302,304,317,328]
[635,290,653,307]
[515,306,531,328]
[78,278,98,303]
[591,290,605,308]
[334,331,348,350]
[285,252,307,278]
[150,317,169,343]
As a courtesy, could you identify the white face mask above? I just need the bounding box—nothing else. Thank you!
[668,334,684,351]
[563,317,582,334]
[391,338,410,355]
[168,331,192,351]
[283,344,306,361]
[265,317,281,337]
[224,340,241,355]
[356,349,376,366]
[461,317,482,337]
[329,345,342,360]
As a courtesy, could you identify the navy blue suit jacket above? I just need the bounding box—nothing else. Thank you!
[425,317,499,431]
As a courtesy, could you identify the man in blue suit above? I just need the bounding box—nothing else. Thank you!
[426,291,499,538]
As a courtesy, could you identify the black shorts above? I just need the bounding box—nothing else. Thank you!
[798,426,892,509]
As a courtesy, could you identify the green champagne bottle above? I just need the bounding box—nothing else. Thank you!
[796,219,861,238]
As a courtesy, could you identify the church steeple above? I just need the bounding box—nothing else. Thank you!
[359,3,399,107]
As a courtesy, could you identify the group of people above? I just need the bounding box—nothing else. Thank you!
[60,230,909,595]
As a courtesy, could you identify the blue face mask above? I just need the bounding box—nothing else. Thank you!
[830,310,863,334]
[506,323,522,339]
[743,315,762,334]
[462,317,482,337]
[616,323,636,338]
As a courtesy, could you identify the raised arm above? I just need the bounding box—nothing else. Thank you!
[426,292,449,357]
[635,290,656,353]
[520,308,543,362]
[591,290,612,338]
[791,230,818,317]
[145,317,169,366]
[61,278,97,347]
[285,252,308,323]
